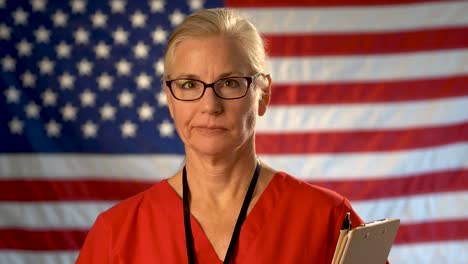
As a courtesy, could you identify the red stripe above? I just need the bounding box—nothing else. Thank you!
[265,27,468,56]
[256,123,468,154]
[269,75,468,105]
[311,169,467,201]
[227,0,444,7]
[394,219,468,244]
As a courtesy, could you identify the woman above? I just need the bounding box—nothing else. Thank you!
[77,8,363,263]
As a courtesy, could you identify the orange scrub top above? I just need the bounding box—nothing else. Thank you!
[76,172,364,263]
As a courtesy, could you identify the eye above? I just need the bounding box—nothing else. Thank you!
[175,80,199,89]
[222,78,240,88]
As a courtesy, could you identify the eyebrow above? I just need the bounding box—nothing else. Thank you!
[171,71,246,81]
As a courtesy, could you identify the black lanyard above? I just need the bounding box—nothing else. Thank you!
[183,161,261,264]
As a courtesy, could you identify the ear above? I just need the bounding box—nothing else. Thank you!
[258,74,272,116]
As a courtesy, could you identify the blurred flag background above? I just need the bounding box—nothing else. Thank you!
[0,0,467,263]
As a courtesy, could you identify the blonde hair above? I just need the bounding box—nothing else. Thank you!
[163,8,267,78]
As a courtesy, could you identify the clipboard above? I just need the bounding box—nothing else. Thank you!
[332,218,400,264]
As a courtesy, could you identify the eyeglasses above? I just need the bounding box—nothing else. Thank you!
[165,73,262,101]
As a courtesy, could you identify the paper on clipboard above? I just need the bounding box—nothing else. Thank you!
[332,218,400,264]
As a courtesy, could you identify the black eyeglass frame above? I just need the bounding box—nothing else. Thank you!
[165,73,262,101]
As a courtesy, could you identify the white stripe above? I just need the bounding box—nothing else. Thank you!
[1,143,466,180]
[238,1,468,33]
[0,192,465,229]
[0,251,78,264]
[267,49,468,83]
[389,241,468,264]
[258,97,468,132]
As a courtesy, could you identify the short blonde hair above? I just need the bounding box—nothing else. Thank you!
[163,8,267,78]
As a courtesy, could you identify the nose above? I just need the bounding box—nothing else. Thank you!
[200,86,223,114]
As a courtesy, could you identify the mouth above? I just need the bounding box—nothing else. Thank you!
[193,126,227,134]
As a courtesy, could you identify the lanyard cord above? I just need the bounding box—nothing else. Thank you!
[183,161,261,264]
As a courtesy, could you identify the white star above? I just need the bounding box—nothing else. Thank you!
[77,58,93,75]
[100,103,117,121]
[21,71,36,88]
[115,58,132,76]
[30,0,47,12]
[52,10,68,27]
[45,119,61,137]
[138,102,154,121]
[16,39,33,57]
[121,120,137,138]
[154,58,164,75]
[1,55,16,71]
[9,117,24,135]
[169,9,185,27]
[97,72,113,90]
[25,101,41,118]
[109,0,126,13]
[58,72,75,89]
[136,72,152,90]
[56,41,72,58]
[156,90,167,106]
[130,10,146,28]
[82,120,98,138]
[4,86,20,103]
[38,57,55,75]
[112,27,129,45]
[41,88,58,106]
[189,0,204,11]
[61,102,78,121]
[94,41,110,58]
[0,0,5,8]
[34,26,50,43]
[70,0,86,13]
[74,27,89,44]
[91,10,107,28]
[149,0,165,13]
[151,27,167,44]
[158,119,175,137]
[118,89,134,107]
[12,8,28,25]
[80,89,96,107]
[0,23,11,40]
[133,41,149,59]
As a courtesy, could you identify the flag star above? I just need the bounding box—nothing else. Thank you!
[56,41,72,58]
[45,119,61,137]
[0,23,11,40]
[109,0,126,13]
[52,10,68,27]
[12,7,28,25]
[38,57,55,75]
[158,119,174,137]
[94,41,111,58]
[9,117,24,135]
[130,10,147,28]
[25,101,41,118]
[154,58,164,75]
[115,58,132,76]
[189,0,204,11]
[149,0,165,13]
[74,27,90,44]
[156,90,167,106]
[138,102,154,121]
[133,41,149,59]
[30,0,47,12]
[80,89,96,107]
[112,27,129,45]
[82,120,98,138]
[169,9,185,27]
[118,89,134,107]
[58,72,75,89]
[61,102,78,121]
[91,10,107,28]
[21,71,36,88]
[0,0,4,8]
[100,103,117,120]
[97,72,113,90]
[16,39,33,57]
[34,26,51,43]
[77,58,93,75]
[70,0,86,13]
[121,120,137,138]
[136,72,152,89]
[41,88,58,107]
[4,86,20,103]
[151,27,167,44]
[1,55,16,71]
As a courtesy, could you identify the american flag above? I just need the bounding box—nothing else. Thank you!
[0,0,467,263]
